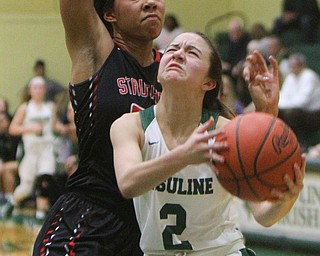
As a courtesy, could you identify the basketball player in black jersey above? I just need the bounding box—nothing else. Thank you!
[33,1,164,255]
[33,1,279,255]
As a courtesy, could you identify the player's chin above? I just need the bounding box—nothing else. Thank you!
[144,23,162,36]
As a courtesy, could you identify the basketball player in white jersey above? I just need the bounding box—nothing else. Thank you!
[8,76,58,220]
[111,32,305,255]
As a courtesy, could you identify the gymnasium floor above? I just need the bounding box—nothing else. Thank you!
[0,216,319,256]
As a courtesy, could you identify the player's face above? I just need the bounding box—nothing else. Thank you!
[112,0,165,39]
[29,82,47,101]
[158,33,212,89]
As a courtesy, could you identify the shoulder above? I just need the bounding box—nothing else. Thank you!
[110,112,144,147]
[16,102,28,113]
[111,112,142,135]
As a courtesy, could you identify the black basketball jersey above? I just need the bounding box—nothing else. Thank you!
[67,44,162,215]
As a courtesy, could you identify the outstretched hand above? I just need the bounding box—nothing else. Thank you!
[243,50,280,117]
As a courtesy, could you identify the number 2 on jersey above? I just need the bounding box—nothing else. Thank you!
[160,203,192,250]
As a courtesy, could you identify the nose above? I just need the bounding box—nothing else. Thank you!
[143,0,157,11]
[172,49,185,61]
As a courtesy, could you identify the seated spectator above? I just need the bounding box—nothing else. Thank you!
[263,35,290,82]
[307,143,320,159]
[250,22,270,40]
[55,101,78,179]
[272,0,320,44]
[221,18,251,82]
[0,111,20,218]
[0,97,8,111]
[278,53,320,150]
[219,75,244,115]
[154,14,184,52]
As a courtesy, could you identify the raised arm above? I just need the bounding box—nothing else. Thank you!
[59,0,114,83]
[243,50,280,117]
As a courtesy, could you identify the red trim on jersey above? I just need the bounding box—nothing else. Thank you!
[153,49,161,62]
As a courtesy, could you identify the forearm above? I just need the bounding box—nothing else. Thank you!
[248,197,297,227]
[9,124,26,136]
[116,145,188,199]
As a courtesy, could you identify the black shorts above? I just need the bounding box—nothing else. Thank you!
[32,192,142,256]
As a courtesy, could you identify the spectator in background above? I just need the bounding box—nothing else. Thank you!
[279,53,320,150]
[0,96,12,118]
[219,75,244,115]
[32,59,67,103]
[263,35,290,81]
[0,111,20,218]
[272,0,320,44]
[7,76,60,221]
[250,22,270,40]
[55,101,78,178]
[307,143,320,160]
[221,17,251,82]
[154,14,184,52]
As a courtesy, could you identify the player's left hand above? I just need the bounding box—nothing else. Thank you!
[270,154,306,202]
[243,50,280,117]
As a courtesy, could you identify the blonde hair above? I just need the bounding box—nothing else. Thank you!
[28,76,46,88]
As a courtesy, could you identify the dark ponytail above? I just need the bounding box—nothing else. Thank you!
[195,32,236,119]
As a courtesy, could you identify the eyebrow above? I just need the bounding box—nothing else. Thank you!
[170,43,202,55]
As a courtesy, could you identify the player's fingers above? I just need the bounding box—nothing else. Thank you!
[243,65,251,82]
[248,50,267,75]
[253,51,268,72]
[269,55,278,77]
[254,74,270,83]
[293,155,306,189]
[210,152,225,164]
[208,164,220,176]
[198,116,214,133]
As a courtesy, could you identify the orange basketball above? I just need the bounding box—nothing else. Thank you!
[215,112,301,201]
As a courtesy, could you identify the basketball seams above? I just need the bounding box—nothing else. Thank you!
[256,142,300,187]
[236,115,264,201]
[246,118,278,200]
[216,112,301,202]
[217,161,242,197]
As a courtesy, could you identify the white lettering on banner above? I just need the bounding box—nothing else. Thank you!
[237,173,320,243]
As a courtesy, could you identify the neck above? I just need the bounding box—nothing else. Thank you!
[156,94,203,138]
[114,36,155,67]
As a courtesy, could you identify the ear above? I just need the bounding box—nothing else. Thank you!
[202,80,217,91]
[104,10,116,23]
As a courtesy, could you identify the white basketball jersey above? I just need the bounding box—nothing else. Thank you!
[22,100,55,146]
[135,106,245,255]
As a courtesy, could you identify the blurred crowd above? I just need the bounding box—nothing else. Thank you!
[209,0,320,158]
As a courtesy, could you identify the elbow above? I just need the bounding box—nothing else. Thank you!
[259,221,276,228]
[8,126,17,136]
[117,180,137,199]
[254,217,278,228]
